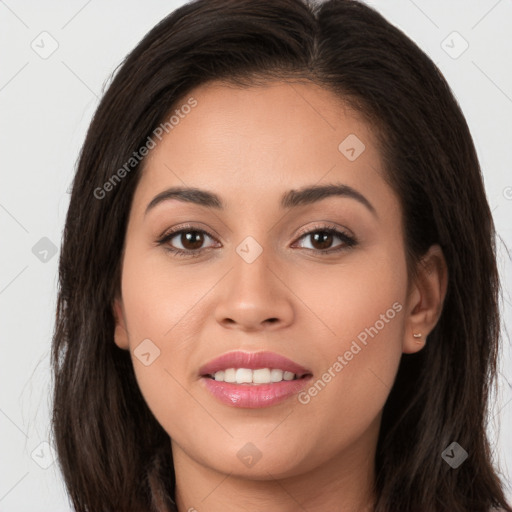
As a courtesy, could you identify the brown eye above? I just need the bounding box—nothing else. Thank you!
[178,231,205,250]
[309,231,334,250]
[294,227,356,253]
[157,228,220,257]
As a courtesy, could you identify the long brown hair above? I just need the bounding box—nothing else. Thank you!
[51,1,510,510]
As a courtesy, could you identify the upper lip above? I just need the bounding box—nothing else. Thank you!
[199,350,311,377]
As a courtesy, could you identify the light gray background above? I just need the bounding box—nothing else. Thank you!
[1,1,511,510]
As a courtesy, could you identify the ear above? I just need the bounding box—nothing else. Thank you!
[112,296,130,350]
[402,244,448,354]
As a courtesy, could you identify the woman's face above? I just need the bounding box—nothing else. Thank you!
[113,80,425,479]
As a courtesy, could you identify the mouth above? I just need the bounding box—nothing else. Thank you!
[199,351,313,408]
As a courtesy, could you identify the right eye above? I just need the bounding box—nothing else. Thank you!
[156,227,221,258]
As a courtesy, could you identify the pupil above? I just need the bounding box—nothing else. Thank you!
[182,231,204,250]
[312,232,332,250]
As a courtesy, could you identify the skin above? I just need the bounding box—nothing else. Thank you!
[113,80,447,512]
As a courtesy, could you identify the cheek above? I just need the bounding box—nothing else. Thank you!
[120,239,217,354]
[298,303,405,419]
[291,247,407,427]
[119,243,225,437]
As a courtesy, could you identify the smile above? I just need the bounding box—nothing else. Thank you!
[199,351,313,408]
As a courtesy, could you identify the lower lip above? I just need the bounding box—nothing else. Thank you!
[201,376,312,408]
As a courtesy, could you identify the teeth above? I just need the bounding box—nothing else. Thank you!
[270,369,283,382]
[224,368,236,383]
[253,368,271,383]
[235,368,252,383]
[210,368,299,384]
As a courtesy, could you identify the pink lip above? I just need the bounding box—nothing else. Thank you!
[199,351,312,409]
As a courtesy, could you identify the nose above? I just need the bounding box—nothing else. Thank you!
[214,249,294,332]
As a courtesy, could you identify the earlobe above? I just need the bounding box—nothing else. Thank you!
[402,244,448,354]
[112,298,130,350]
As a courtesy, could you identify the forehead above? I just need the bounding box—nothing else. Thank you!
[135,80,392,214]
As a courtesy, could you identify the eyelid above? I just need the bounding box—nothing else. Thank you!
[156,222,221,244]
[292,222,355,242]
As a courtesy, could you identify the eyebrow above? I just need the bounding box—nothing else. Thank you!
[145,183,377,217]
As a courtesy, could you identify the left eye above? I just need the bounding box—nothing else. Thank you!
[293,228,356,252]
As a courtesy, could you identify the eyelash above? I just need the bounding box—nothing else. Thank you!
[156,223,357,259]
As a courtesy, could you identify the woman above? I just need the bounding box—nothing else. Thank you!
[51,0,511,510]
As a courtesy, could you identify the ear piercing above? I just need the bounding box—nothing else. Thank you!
[413,332,423,342]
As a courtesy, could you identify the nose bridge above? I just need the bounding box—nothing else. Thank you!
[214,238,294,330]
[233,243,273,297]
